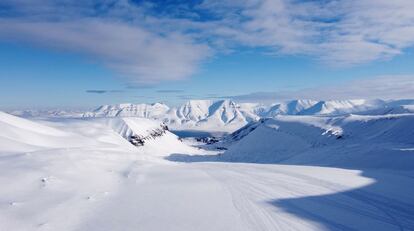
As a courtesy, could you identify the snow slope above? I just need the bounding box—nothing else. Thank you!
[0,112,205,230]
[1,111,414,230]
[0,111,90,153]
[102,117,196,156]
[0,111,195,157]
[222,114,414,168]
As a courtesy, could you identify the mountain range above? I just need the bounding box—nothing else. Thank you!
[10,99,414,132]
[81,99,414,131]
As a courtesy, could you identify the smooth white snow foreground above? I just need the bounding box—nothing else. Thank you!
[1,112,414,231]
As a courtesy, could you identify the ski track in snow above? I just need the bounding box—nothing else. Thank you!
[1,151,414,231]
[199,164,414,231]
[78,160,414,231]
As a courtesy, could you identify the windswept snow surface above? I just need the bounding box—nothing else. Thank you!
[1,112,414,231]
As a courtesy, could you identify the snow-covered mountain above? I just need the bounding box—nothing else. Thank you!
[263,99,319,116]
[297,99,387,115]
[83,100,260,132]
[9,99,414,132]
[166,100,259,131]
[259,99,388,116]
[79,99,414,131]
[220,114,414,168]
[83,103,170,119]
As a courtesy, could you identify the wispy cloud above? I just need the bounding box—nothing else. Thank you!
[156,89,185,93]
[0,19,210,84]
[1,0,414,84]
[85,89,124,94]
[176,94,199,100]
[0,1,211,84]
[199,0,414,65]
[85,90,108,94]
[227,75,414,102]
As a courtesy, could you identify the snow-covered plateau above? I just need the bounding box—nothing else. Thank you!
[1,99,414,231]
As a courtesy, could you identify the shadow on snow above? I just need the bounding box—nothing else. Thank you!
[165,151,414,231]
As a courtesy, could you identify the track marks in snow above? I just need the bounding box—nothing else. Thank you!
[198,163,414,231]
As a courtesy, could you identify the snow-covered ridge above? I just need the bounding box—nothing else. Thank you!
[221,114,414,168]
[83,102,170,118]
[0,111,196,157]
[103,117,170,146]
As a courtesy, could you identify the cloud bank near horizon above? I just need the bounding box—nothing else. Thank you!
[224,75,414,103]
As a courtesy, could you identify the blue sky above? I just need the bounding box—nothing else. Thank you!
[1,0,414,109]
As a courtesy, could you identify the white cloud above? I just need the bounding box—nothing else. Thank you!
[1,0,414,83]
[200,0,414,65]
[228,75,414,102]
[0,1,211,84]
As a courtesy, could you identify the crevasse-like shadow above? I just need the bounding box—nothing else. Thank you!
[165,151,414,231]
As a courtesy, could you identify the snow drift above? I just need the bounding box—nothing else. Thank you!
[0,111,195,157]
[0,111,90,153]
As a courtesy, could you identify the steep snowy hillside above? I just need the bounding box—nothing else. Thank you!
[102,117,195,155]
[222,114,414,168]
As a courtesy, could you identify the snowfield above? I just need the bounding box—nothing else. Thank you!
[1,110,414,231]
